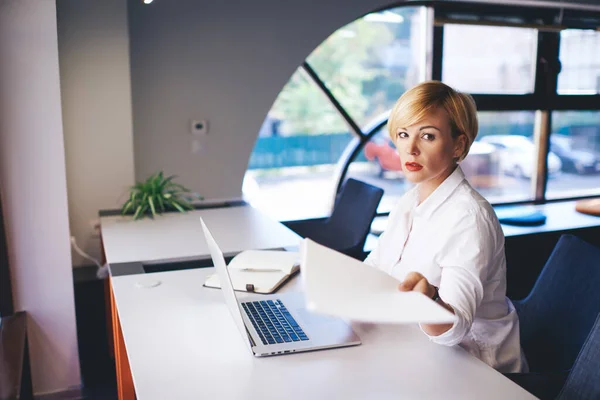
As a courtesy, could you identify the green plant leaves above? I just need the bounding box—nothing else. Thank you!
[120,171,202,220]
[148,195,157,216]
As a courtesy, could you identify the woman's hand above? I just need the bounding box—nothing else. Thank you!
[398,272,437,298]
[398,271,455,336]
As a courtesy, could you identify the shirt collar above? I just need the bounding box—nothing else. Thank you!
[413,165,466,220]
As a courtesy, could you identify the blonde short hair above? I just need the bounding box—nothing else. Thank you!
[388,81,478,161]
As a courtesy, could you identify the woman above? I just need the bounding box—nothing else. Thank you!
[364,81,527,373]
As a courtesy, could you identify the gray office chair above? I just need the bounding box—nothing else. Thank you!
[556,313,600,400]
[505,235,600,399]
[284,178,384,260]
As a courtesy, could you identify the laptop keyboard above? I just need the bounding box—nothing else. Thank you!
[241,299,309,345]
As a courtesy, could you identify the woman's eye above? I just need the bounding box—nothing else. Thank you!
[421,133,435,141]
[397,132,408,139]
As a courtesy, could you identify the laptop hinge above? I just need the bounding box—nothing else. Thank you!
[246,326,256,347]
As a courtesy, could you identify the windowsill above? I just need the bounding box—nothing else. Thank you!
[365,199,600,252]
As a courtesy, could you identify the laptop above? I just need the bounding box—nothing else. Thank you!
[200,218,361,357]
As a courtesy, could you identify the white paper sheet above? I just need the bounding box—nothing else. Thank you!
[300,239,457,324]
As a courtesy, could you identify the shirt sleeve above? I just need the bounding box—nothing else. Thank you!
[420,210,493,346]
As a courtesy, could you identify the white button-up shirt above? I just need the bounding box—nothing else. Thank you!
[364,166,528,373]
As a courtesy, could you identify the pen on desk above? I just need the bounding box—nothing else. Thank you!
[238,268,281,272]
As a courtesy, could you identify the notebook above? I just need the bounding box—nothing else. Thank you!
[203,250,300,294]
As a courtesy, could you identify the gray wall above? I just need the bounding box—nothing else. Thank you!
[57,0,135,266]
[128,0,400,200]
[0,0,81,395]
[58,0,400,267]
[59,0,600,268]
[128,0,600,202]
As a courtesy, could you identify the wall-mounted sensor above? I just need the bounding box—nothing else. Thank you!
[191,119,209,136]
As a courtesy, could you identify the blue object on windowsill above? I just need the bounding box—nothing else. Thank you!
[496,207,547,226]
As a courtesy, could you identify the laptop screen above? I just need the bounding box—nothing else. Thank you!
[200,218,251,349]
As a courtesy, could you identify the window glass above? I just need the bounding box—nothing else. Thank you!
[442,25,537,94]
[546,111,600,199]
[307,7,429,129]
[558,30,600,94]
[244,68,352,221]
[476,112,536,203]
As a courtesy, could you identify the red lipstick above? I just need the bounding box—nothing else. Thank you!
[404,162,423,172]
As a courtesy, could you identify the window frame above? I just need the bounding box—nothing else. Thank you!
[256,1,600,218]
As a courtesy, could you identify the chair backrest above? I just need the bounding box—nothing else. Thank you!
[321,178,383,258]
[513,234,600,373]
[557,313,600,400]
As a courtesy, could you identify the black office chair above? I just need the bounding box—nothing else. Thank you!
[284,178,383,260]
[505,235,600,399]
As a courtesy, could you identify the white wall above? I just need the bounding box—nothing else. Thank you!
[0,0,81,395]
[57,0,135,267]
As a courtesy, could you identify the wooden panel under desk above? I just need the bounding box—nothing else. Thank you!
[109,277,135,400]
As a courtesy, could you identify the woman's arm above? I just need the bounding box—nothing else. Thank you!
[399,211,492,344]
[398,272,455,335]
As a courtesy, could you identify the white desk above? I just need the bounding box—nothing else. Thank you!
[100,205,302,264]
[111,268,536,400]
[101,204,303,398]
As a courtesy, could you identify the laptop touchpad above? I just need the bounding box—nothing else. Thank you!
[295,306,344,327]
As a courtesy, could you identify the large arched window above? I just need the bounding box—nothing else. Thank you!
[244,6,429,220]
[243,66,352,221]
[245,3,600,222]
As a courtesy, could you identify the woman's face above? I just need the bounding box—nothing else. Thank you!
[392,107,465,190]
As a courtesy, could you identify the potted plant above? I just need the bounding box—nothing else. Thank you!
[121,172,202,220]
